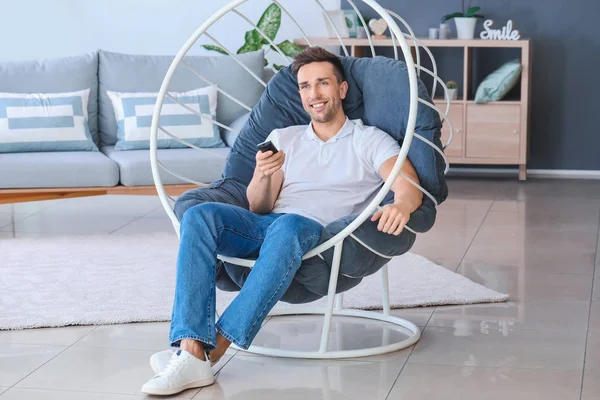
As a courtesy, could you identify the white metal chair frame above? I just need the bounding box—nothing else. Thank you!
[150,0,453,359]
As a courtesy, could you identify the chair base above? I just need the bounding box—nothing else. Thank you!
[231,307,421,359]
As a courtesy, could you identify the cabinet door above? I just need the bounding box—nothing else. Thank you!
[466,104,521,159]
[435,103,463,158]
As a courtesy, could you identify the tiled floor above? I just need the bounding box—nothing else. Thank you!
[1,177,599,399]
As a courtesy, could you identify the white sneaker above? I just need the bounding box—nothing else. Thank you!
[150,349,219,374]
[141,349,215,396]
[150,349,175,374]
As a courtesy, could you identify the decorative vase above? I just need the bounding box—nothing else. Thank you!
[454,17,478,39]
[445,88,458,101]
[439,23,451,39]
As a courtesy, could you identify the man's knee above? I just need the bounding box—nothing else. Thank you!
[180,202,226,233]
[173,179,248,221]
[268,214,322,239]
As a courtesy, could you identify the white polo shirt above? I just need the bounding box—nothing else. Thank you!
[267,117,400,226]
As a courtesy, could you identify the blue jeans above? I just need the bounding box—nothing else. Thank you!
[169,202,322,350]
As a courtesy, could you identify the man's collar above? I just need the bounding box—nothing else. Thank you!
[303,117,354,142]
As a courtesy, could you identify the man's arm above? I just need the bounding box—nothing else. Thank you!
[246,150,285,214]
[379,155,423,213]
[371,155,423,235]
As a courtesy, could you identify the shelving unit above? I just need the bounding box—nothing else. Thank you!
[294,38,532,180]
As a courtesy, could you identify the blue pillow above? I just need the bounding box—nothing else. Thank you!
[107,86,224,150]
[0,89,98,153]
[475,59,522,104]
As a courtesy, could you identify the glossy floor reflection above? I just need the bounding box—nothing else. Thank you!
[0,177,599,399]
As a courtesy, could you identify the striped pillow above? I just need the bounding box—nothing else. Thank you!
[107,86,225,151]
[0,89,97,153]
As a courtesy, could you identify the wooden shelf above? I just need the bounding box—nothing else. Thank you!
[294,37,530,48]
[434,99,523,106]
[295,36,532,180]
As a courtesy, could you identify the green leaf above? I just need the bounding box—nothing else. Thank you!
[257,3,281,44]
[346,17,352,28]
[276,40,304,58]
[441,12,464,22]
[273,64,286,71]
[237,29,263,54]
[264,58,269,67]
[201,45,228,55]
[465,6,481,17]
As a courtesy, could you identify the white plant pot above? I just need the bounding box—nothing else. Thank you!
[454,17,478,39]
[445,88,458,101]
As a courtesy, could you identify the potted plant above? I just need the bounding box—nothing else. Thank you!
[445,81,458,100]
[202,3,304,71]
[441,0,485,40]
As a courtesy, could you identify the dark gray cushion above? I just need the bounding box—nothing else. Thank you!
[102,146,229,187]
[0,151,118,189]
[175,56,448,303]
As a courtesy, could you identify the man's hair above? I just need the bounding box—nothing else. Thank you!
[291,47,345,83]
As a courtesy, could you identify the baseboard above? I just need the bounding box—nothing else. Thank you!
[448,167,600,179]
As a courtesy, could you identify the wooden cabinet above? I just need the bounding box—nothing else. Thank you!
[466,104,521,159]
[435,103,464,158]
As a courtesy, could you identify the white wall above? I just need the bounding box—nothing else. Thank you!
[0,0,341,61]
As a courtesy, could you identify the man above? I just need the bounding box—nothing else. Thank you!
[141,47,423,396]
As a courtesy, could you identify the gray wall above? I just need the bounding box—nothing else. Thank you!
[343,0,600,171]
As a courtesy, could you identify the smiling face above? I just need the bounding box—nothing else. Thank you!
[297,61,348,124]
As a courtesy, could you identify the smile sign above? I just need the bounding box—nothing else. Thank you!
[480,19,521,40]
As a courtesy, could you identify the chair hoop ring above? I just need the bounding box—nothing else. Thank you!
[232,308,421,359]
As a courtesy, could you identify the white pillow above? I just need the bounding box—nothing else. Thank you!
[107,86,225,150]
[0,89,97,153]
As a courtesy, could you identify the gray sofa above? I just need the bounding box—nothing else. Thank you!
[0,49,269,190]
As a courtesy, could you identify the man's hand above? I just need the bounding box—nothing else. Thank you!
[255,150,285,178]
[371,200,412,236]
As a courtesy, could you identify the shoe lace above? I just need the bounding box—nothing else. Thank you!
[157,351,187,380]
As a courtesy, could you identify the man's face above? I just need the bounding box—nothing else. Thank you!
[297,62,348,123]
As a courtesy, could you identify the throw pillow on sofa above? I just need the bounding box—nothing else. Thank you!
[0,52,100,146]
[98,49,266,148]
[0,89,98,153]
[107,86,224,150]
[474,59,522,104]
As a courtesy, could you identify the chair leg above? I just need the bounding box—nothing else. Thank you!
[334,293,344,311]
[381,264,391,317]
[319,241,344,353]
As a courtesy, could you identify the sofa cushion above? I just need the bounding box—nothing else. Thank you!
[98,50,265,147]
[0,89,98,153]
[107,86,224,150]
[0,53,100,145]
[102,145,229,187]
[0,151,118,189]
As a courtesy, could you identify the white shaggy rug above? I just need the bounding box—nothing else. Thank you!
[0,233,508,330]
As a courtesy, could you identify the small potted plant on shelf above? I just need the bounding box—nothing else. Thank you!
[441,0,485,40]
[445,81,458,100]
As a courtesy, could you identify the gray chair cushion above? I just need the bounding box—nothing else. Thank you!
[102,146,229,187]
[0,53,100,146]
[0,151,118,189]
[98,50,265,147]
